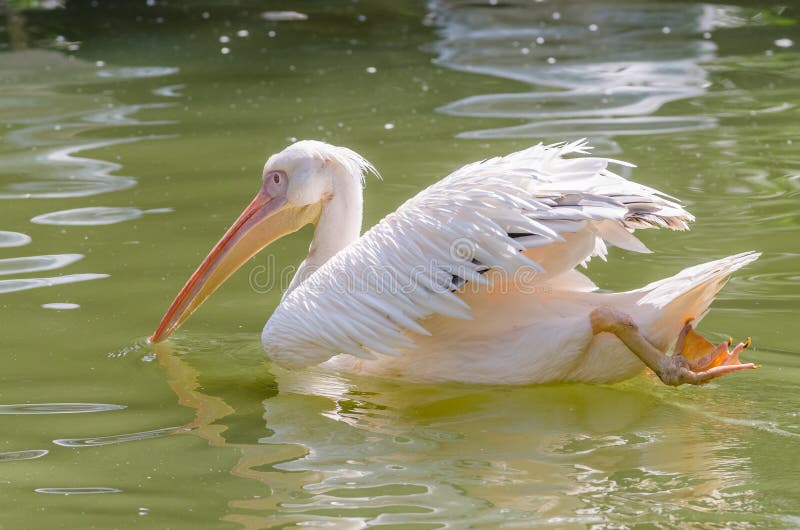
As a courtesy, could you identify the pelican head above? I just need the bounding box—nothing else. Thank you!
[150,140,375,343]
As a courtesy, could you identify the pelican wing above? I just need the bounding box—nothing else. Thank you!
[263,140,693,368]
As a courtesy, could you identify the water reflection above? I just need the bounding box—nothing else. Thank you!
[0,49,181,303]
[0,50,176,199]
[154,340,762,527]
[96,66,179,79]
[0,231,31,248]
[0,449,48,462]
[0,253,83,276]
[41,302,80,310]
[53,426,183,448]
[430,1,748,147]
[31,206,172,226]
[0,403,125,414]
[152,83,186,98]
[0,273,108,294]
[34,487,123,495]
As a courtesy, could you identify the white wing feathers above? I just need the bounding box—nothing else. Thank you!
[263,140,694,368]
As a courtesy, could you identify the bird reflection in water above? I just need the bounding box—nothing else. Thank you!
[153,341,758,528]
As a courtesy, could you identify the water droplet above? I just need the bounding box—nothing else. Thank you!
[201,11,210,19]
[588,24,598,32]
[220,47,230,55]
[547,57,557,64]
[236,29,249,38]
[775,38,794,48]
[366,66,377,74]
[661,26,671,34]
[384,123,395,130]
[268,30,276,38]
[552,11,561,20]
[535,36,545,45]
[219,35,230,43]
[520,47,530,55]
[703,32,712,39]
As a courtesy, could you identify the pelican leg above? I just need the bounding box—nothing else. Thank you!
[589,307,757,386]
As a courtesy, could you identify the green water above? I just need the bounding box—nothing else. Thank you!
[1,1,799,528]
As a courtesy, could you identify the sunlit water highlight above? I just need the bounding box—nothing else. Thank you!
[41,302,80,310]
[0,403,126,415]
[0,231,31,248]
[31,206,172,226]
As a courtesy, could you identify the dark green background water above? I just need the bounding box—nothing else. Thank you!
[1,1,799,528]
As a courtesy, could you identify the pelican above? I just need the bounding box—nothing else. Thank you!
[150,140,759,386]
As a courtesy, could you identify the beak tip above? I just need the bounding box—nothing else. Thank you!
[148,326,169,344]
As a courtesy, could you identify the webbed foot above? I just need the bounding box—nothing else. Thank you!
[589,307,758,386]
[658,321,757,386]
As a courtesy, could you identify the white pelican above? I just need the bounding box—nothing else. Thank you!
[150,140,759,386]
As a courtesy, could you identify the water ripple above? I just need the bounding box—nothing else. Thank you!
[0,449,48,462]
[0,273,108,294]
[0,136,171,200]
[32,206,172,226]
[457,116,716,140]
[260,11,308,22]
[0,254,83,276]
[96,66,179,79]
[548,432,656,456]
[35,487,123,495]
[0,51,178,200]
[0,231,32,248]
[152,84,186,98]
[53,426,183,447]
[82,102,177,126]
[6,104,175,147]
[431,2,751,144]
[42,302,80,310]
[0,403,125,415]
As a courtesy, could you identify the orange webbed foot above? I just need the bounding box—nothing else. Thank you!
[662,321,758,385]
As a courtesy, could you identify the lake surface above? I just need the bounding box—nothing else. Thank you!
[1,1,799,528]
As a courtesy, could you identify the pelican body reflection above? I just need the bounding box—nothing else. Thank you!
[154,340,758,528]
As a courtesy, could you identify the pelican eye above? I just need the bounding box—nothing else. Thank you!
[263,170,287,189]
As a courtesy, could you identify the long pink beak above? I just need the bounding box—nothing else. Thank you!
[149,190,319,343]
